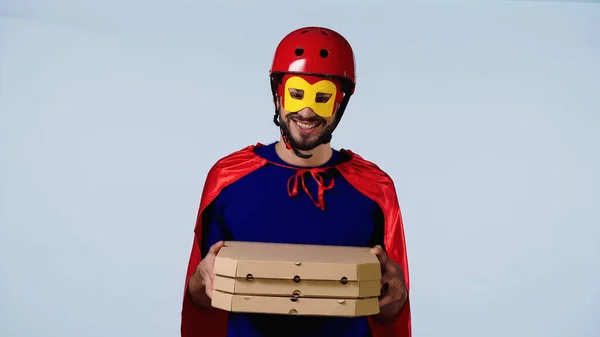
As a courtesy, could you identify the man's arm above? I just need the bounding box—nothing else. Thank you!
[369,206,408,324]
[370,244,409,324]
[187,200,230,310]
[200,200,231,258]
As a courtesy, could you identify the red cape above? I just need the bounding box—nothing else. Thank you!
[181,143,411,337]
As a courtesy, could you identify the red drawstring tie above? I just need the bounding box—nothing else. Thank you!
[286,168,335,211]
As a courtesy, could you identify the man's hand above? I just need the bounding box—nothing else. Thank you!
[187,241,225,310]
[370,245,408,324]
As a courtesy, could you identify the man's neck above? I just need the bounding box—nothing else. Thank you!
[274,139,333,167]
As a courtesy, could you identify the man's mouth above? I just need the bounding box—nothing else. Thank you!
[294,120,319,130]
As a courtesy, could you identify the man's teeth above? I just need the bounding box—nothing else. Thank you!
[296,121,317,130]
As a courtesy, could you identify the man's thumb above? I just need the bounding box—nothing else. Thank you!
[208,240,225,256]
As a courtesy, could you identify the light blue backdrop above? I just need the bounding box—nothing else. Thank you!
[1,1,599,336]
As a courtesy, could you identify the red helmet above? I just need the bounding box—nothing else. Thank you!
[269,26,356,94]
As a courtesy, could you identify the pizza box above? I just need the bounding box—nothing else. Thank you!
[211,290,380,317]
[213,274,381,299]
[211,241,382,316]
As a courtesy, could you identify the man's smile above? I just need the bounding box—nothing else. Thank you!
[290,118,322,135]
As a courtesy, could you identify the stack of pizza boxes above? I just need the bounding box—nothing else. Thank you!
[211,241,382,317]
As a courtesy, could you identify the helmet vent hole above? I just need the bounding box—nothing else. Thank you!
[295,47,304,56]
[319,49,329,58]
[301,30,308,34]
[321,31,328,36]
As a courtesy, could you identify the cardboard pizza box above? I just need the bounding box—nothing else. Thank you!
[213,274,381,299]
[211,241,382,317]
[211,290,380,317]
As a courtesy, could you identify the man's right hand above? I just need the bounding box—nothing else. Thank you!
[188,240,225,309]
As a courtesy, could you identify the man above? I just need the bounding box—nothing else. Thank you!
[180,26,412,337]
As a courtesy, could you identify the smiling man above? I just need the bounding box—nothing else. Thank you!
[277,73,341,157]
[180,26,412,337]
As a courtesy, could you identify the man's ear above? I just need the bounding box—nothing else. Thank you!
[332,102,340,115]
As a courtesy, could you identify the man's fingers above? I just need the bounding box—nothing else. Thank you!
[201,269,214,298]
[381,273,392,287]
[200,268,209,286]
[204,283,213,299]
[208,240,225,256]
[379,282,390,297]
[386,275,406,292]
[201,265,216,291]
[378,294,393,307]
[209,267,215,286]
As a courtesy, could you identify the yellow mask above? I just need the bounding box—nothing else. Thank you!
[281,75,339,118]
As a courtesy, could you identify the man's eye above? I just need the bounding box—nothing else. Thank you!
[315,96,330,103]
[291,92,303,99]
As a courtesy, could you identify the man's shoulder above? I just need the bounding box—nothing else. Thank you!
[336,149,401,208]
[206,143,268,171]
[212,143,265,164]
[338,149,395,183]
[202,143,268,185]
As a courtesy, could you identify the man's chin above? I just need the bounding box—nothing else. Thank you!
[291,142,319,152]
[282,122,331,151]
[289,136,320,152]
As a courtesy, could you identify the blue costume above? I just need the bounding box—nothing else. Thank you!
[200,142,385,337]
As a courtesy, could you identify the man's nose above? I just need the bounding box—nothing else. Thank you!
[297,107,317,118]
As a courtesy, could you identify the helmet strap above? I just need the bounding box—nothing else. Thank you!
[278,124,313,159]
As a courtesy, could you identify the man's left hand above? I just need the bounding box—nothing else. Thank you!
[370,245,408,324]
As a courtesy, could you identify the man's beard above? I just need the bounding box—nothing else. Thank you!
[280,113,336,151]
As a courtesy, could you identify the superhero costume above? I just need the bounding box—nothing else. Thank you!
[180,26,412,337]
[202,142,383,337]
[180,143,411,337]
